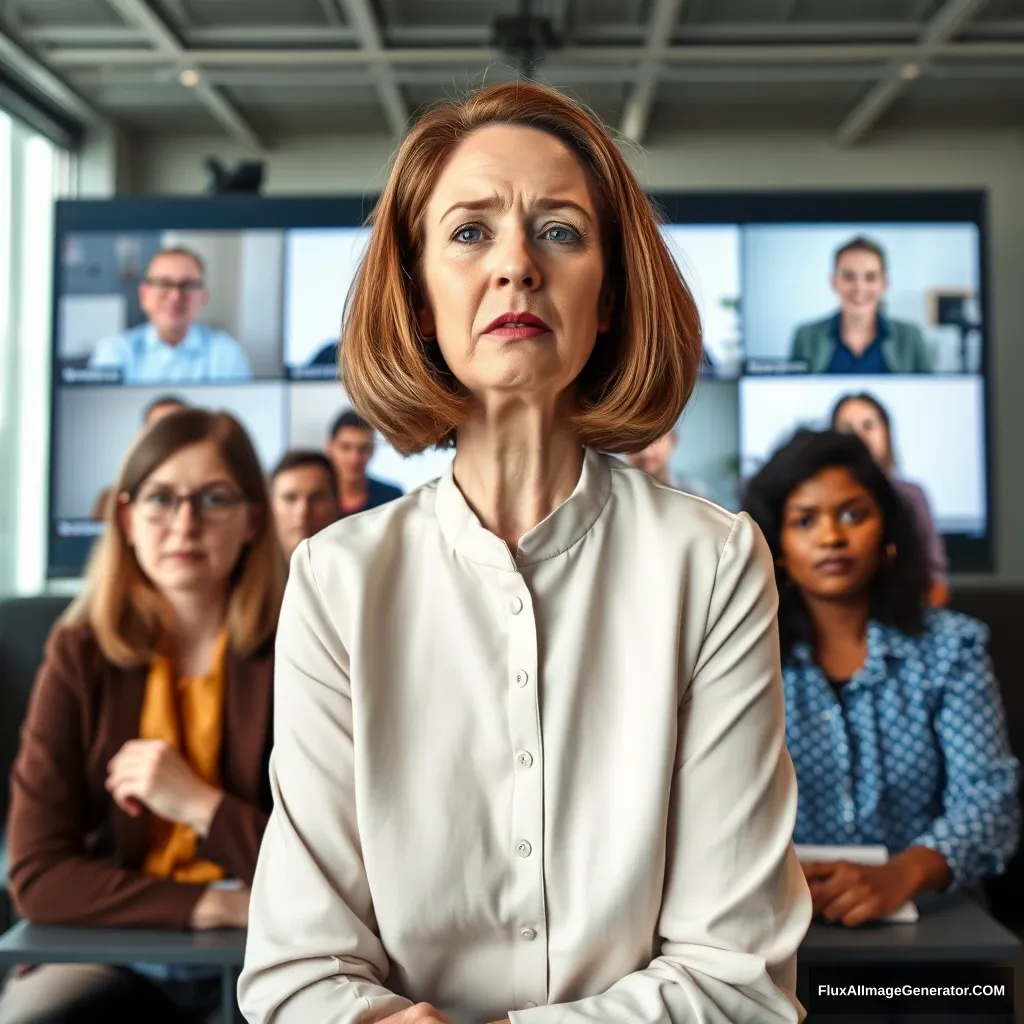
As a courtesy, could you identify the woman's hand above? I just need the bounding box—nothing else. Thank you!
[106,739,223,834]
[378,1005,460,1023]
[189,884,250,930]
[802,857,917,927]
[803,846,951,927]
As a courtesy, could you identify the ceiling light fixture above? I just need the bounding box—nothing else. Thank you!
[900,63,921,81]
[179,68,200,87]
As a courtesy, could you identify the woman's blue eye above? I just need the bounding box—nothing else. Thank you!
[454,226,484,244]
[144,492,172,507]
[544,225,579,244]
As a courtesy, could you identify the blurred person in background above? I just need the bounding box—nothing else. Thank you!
[239,80,808,1024]
[831,392,949,606]
[743,429,1018,929]
[269,450,339,559]
[626,428,710,499]
[789,236,932,374]
[91,394,190,521]
[89,248,252,384]
[1,409,285,1024]
[326,409,402,518]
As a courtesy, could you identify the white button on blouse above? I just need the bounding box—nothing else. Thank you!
[239,447,811,1024]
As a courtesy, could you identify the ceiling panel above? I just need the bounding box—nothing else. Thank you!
[975,0,1024,19]
[383,0,509,29]
[909,74,1024,101]
[173,0,337,28]
[224,93,387,135]
[13,0,122,26]
[657,78,868,104]
[7,0,1022,143]
[575,0,652,26]
[648,98,852,134]
[686,0,801,24]
[885,94,1024,129]
[793,0,930,21]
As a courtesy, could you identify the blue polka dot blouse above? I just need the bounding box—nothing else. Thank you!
[784,610,1021,887]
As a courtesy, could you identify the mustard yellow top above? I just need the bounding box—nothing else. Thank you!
[139,630,228,883]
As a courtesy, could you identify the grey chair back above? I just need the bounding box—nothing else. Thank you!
[0,596,72,825]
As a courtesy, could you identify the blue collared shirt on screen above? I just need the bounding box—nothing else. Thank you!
[784,610,1021,889]
[88,322,253,384]
[826,311,891,374]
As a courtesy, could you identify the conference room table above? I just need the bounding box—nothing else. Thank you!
[0,921,246,1023]
[0,892,1019,1022]
[799,891,1020,1020]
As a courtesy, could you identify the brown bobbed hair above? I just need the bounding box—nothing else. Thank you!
[340,80,703,456]
[67,408,285,667]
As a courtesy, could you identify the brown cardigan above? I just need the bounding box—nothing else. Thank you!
[6,621,274,930]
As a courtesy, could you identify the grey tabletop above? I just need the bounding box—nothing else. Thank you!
[0,921,246,967]
[800,892,1021,963]
[1,893,1018,971]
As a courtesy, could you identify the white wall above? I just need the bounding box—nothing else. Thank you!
[114,127,1024,583]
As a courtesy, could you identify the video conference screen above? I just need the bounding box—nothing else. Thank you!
[48,193,991,578]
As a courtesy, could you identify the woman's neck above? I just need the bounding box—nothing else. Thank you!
[164,588,228,675]
[340,476,367,503]
[840,309,878,352]
[453,403,584,557]
[804,592,871,681]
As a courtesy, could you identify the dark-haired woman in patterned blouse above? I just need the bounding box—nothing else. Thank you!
[743,428,1019,927]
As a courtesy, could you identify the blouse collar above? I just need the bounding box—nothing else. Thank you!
[790,618,920,688]
[434,445,612,571]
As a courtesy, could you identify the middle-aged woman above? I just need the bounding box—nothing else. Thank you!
[743,428,1019,930]
[831,391,949,607]
[239,82,811,1024]
[1,409,284,1024]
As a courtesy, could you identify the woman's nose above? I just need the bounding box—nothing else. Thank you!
[491,230,542,290]
[818,517,846,546]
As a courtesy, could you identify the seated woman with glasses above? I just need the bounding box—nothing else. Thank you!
[742,428,1019,928]
[87,247,253,384]
[0,408,285,1024]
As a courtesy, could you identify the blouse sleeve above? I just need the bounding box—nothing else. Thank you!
[910,619,1021,887]
[510,514,812,1024]
[237,542,412,1024]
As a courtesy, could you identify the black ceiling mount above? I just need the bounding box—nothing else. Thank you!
[491,0,563,78]
[203,157,265,195]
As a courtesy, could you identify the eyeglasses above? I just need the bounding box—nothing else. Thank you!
[129,485,248,525]
[142,277,205,294]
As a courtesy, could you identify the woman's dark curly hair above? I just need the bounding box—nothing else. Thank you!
[742,428,930,662]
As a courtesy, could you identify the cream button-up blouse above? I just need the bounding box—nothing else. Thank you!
[239,447,811,1024]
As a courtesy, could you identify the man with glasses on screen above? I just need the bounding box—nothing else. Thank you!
[88,247,253,383]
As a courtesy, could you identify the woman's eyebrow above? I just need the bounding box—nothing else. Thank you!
[439,196,593,226]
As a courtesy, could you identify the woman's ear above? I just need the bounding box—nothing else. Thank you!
[417,305,436,340]
[117,495,134,547]
[245,505,260,544]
